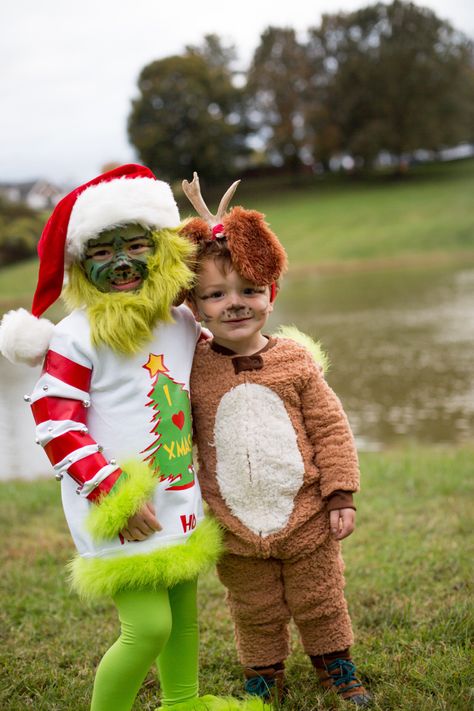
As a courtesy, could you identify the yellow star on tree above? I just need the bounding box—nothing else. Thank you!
[143,353,169,379]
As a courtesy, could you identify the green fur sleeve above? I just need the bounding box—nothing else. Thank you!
[87,460,156,541]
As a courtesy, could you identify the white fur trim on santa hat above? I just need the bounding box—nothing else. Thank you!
[0,308,54,366]
[66,176,180,260]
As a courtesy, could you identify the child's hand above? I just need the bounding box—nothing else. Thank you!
[329,507,355,540]
[120,502,162,542]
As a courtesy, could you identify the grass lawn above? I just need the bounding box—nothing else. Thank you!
[2,159,474,311]
[1,447,472,710]
[204,158,474,265]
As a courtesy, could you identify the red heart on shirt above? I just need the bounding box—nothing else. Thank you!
[172,411,185,430]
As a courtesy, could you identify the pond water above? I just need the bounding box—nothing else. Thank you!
[273,262,474,450]
[1,261,473,480]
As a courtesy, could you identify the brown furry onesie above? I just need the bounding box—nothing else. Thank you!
[191,334,359,667]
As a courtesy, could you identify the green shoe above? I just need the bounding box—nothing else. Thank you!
[157,694,270,710]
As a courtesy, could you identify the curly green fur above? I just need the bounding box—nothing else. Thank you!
[69,517,223,600]
[273,324,329,374]
[63,227,196,355]
[157,694,269,710]
[86,460,157,541]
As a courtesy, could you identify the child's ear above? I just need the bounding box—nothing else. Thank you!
[267,283,277,312]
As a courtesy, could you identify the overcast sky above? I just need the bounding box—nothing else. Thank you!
[2,0,473,186]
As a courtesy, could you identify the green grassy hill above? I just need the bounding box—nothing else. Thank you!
[2,159,474,307]
[241,159,474,264]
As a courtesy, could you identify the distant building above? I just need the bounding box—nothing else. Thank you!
[0,179,65,211]
[438,143,474,162]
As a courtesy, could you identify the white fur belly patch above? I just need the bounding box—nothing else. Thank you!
[214,383,305,536]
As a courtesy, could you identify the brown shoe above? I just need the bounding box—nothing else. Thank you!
[244,666,286,705]
[315,658,371,706]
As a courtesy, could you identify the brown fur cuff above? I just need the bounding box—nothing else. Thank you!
[326,491,356,511]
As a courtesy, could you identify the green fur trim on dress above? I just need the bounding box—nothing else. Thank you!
[86,460,157,541]
[273,324,329,374]
[157,695,269,710]
[68,517,223,600]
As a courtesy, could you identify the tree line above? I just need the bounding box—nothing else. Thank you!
[0,198,47,267]
[128,0,474,182]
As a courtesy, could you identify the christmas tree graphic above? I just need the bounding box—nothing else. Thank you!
[141,353,195,490]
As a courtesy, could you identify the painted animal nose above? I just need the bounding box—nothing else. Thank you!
[225,306,250,319]
[113,256,133,273]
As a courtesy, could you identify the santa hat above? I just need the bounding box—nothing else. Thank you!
[0,163,180,366]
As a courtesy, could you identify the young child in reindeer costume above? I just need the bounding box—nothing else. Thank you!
[181,174,371,707]
[0,164,265,711]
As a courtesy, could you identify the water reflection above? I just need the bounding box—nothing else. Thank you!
[1,263,473,480]
[1,359,45,479]
[272,264,474,449]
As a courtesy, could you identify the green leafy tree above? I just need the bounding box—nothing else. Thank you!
[305,1,474,169]
[247,27,309,171]
[128,35,249,181]
[0,198,47,266]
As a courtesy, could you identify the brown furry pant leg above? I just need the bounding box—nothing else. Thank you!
[217,554,291,667]
[216,535,353,667]
[282,534,354,656]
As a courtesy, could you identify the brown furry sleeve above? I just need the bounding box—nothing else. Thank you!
[299,349,360,498]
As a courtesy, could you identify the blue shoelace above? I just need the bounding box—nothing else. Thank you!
[245,674,275,697]
[326,659,363,691]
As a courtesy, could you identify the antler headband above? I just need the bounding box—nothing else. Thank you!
[181,172,288,284]
[182,172,240,240]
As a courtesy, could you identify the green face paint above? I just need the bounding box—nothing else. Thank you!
[82,225,155,293]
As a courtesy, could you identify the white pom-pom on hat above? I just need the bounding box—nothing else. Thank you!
[0,308,54,366]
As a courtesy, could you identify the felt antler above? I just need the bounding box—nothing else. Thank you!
[216,179,241,222]
[182,172,240,228]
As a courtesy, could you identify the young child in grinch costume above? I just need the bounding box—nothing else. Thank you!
[0,164,265,711]
[180,174,372,707]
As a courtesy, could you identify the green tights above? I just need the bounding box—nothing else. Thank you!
[91,579,198,711]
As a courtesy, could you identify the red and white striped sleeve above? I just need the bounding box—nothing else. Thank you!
[30,347,121,502]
